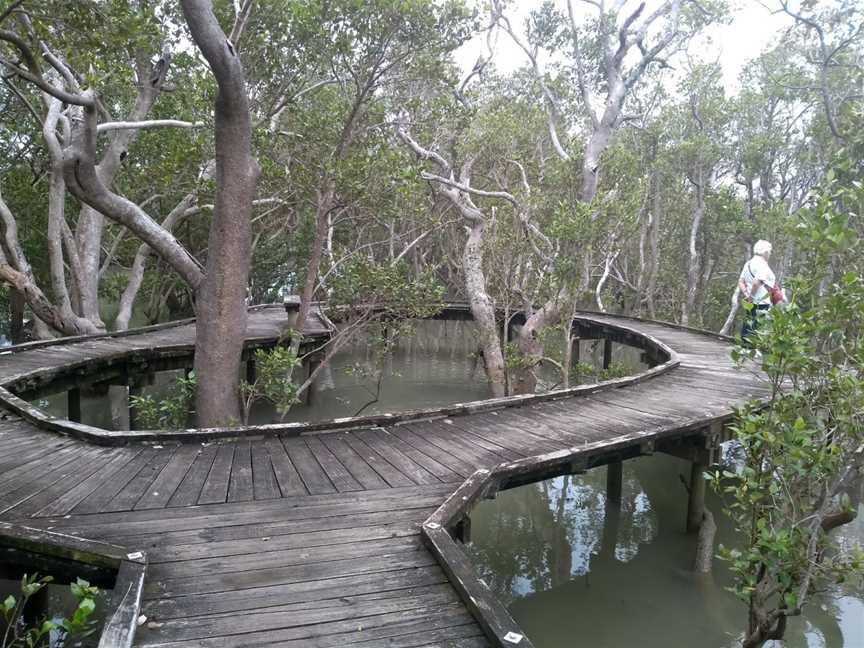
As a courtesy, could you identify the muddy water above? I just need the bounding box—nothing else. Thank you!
[464,454,864,648]
[34,319,649,428]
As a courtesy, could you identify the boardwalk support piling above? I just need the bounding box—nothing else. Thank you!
[606,461,623,504]
[603,338,613,370]
[303,353,322,405]
[686,459,707,533]
[67,388,81,423]
[246,358,256,384]
[454,515,472,544]
[128,382,142,430]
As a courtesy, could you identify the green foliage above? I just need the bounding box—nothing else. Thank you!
[239,346,302,423]
[572,361,629,383]
[710,141,864,643]
[328,259,445,319]
[1,575,99,648]
[130,372,197,430]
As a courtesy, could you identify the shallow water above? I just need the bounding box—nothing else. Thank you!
[465,454,864,648]
[34,319,649,428]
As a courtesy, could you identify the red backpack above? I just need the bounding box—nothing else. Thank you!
[769,282,784,305]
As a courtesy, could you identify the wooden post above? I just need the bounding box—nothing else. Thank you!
[245,358,256,384]
[9,288,24,344]
[603,338,613,370]
[67,387,81,423]
[606,461,623,504]
[686,459,707,533]
[109,384,130,430]
[128,382,142,430]
[303,354,322,405]
[572,337,581,367]
[454,516,472,544]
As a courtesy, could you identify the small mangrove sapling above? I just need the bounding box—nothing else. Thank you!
[1,575,99,648]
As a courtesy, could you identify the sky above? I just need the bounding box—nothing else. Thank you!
[456,0,793,93]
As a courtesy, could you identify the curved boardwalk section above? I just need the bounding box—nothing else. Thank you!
[0,310,769,647]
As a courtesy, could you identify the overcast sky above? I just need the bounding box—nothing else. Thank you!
[456,1,793,93]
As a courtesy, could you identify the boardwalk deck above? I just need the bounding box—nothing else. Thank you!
[0,309,770,647]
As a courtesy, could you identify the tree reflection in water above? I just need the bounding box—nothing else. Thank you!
[465,454,863,648]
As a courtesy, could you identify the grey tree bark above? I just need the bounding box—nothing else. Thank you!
[682,167,706,326]
[114,194,199,331]
[395,122,507,397]
[181,0,260,427]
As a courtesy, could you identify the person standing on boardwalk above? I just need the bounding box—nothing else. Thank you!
[738,240,777,344]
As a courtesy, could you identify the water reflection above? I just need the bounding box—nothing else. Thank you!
[31,319,650,428]
[465,454,864,648]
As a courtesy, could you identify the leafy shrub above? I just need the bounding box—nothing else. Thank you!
[129,372,196,430]
[1,575,99,648]
[240,346,302,424]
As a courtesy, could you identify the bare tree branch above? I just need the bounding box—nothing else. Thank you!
[96,119,204,133]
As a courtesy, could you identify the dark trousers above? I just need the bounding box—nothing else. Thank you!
[741,304,770,346]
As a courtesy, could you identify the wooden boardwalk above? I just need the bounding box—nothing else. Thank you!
[0,310,769,647]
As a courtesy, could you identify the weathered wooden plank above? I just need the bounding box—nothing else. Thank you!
[282,436,336,495]
[146,535,423,581]
[0,447,110,515]
[450,412,565,454]
[318,434,389,490]
[355,428,444,485]
[339,433,415,487]
[250,439,282,500]
[304,435,364,492]
[33,447,144,517]
[0,441,86,491]
[197,442,235,504]
[136,601,476,648]
[142,564,447,620]
[167,444,219,507]
[135,444,204,510]
[73,447,159,514]
[34,482,457,531]
[138,586,459,643]
[103,446,179,512]
[227,438,255,503]
[109,498,438,551]
[402,421,500,466]
[421,419,524,461]
[151,513,425,564]
[389,426,479,478]
[147,546,439,598]
[264,436,306,496]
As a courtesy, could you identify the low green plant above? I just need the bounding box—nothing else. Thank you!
[1,575,99,648]
[240,347,302,423]
[129,372,196,430]
[573,361,629,382]
[708,142,864,647]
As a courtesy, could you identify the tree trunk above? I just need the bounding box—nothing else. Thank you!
[75,50,172,330]
[46,165,99,335]
[297,180,336,334]
[512,298,563,395]
[0,265,92,336]
[464,221,506,397]
[114,194,197,331]
[682,169,705,326]
[183,0,260,427]
[578,81,624,294]
[645,178,662,319]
